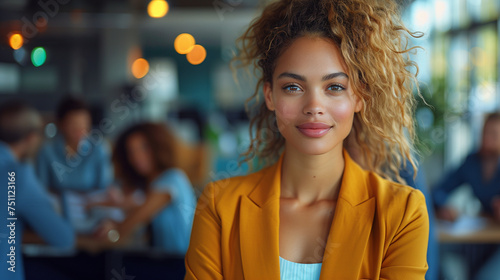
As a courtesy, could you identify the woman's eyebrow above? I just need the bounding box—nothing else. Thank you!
[277,72,349,81]
[322,72,348,81]
[277,72,306,81]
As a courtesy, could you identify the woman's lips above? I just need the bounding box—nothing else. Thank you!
[296,123,333,138]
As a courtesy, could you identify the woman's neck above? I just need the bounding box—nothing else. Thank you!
[145,169,163,186]
[280,144,345,205]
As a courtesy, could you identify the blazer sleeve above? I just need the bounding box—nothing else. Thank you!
[184,182,223,280]
[380,189,430,280]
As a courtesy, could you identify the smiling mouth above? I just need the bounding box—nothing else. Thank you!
[296,123,333,138]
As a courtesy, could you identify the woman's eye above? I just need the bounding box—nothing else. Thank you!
[283,85,302,93]
[328,84,345,91]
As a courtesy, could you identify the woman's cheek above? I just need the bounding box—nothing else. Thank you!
[330,99,355,124]
[274,100,298,131]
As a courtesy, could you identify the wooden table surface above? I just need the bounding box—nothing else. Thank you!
[439,218,500,243]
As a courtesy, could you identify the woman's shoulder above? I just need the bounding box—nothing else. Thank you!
[154,168,191,186]
[199,164,273,204]
[366,170,426,212]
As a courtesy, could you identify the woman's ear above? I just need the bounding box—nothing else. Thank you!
[354,93,363,113]
[263,82,275,111]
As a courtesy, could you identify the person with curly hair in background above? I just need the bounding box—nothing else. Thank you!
[185,0,429,279]
[92,123,197,255]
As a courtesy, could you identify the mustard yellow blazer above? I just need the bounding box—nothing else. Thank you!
[185,149,429,279]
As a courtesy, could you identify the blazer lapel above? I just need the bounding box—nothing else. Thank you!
[239,150,375,280]
[239,153,284,280]
[320,150,376,280]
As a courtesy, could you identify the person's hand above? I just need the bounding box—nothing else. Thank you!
[77,235,104,254]
[436,207,459,222]
[491,197,500,222]
[93,219,118,240]
[107,186,125,205]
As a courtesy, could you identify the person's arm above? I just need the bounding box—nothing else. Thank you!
[432,156,469,208]
[380,189,429,280]
[184,182,223,280]
[118,190,171,239]
[94,190,171,242]
[18,167,74,248]
[34,146,52,191]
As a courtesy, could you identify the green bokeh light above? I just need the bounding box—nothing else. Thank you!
[31,47,46,67]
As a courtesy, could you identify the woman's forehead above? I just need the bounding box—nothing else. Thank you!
[273,36,348,80]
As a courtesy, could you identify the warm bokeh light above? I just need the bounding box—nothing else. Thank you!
[174,33,195,54]
[31,47,47,67]
[131,58,150,79]
[186,44,207,65]
[9,33,23,50]
[147,0,169,18]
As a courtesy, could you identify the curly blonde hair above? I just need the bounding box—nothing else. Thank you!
[233,0,422,183]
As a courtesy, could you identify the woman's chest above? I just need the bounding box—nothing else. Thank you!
[278,199,336,263]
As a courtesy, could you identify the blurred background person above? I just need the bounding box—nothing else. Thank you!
[35,95,113,233]
[0,101,74,280]
[432,112,500,280]
[433,112,500,221]
[92,122,196,255]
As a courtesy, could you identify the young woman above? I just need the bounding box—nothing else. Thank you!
[93,122,197,255]
[185,0,429,279]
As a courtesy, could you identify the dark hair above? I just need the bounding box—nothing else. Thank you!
[112,122,179,189]
[0,101,41,144]
[484,112,500,126]
[56,95,89,121]
[480,112,500,156]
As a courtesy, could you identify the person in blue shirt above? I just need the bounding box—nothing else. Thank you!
[433,112,500,220]
[0,101,74,280]
[432,112,500,280]
[35,96,112,232]
[93,122,196,255]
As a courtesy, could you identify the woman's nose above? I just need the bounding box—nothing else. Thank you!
[303,91,325,116]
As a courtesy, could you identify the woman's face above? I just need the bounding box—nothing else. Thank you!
[263,36,362,156]
[482,119,500,155]
[59,110,91,145]
[126,132,155,177]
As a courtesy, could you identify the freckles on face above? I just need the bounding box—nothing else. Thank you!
[267,36,361,155]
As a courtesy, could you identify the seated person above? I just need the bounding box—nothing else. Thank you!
[433,112,500,220]
[432,112,500,280]
[0,101,74,280]
[92,122,196,255]
[35,96,113,232]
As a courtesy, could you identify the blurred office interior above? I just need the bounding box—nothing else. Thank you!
[1,0,500,279]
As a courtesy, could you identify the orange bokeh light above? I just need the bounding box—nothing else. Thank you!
[174,33,195,54]
[131,58,150,79]
[9,33,23,50]
[147,0,169,18]
[186,45,207,65]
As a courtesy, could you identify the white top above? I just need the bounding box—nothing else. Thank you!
[279,256,322,280]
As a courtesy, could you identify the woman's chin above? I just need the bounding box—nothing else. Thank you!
[288,142,341,156]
